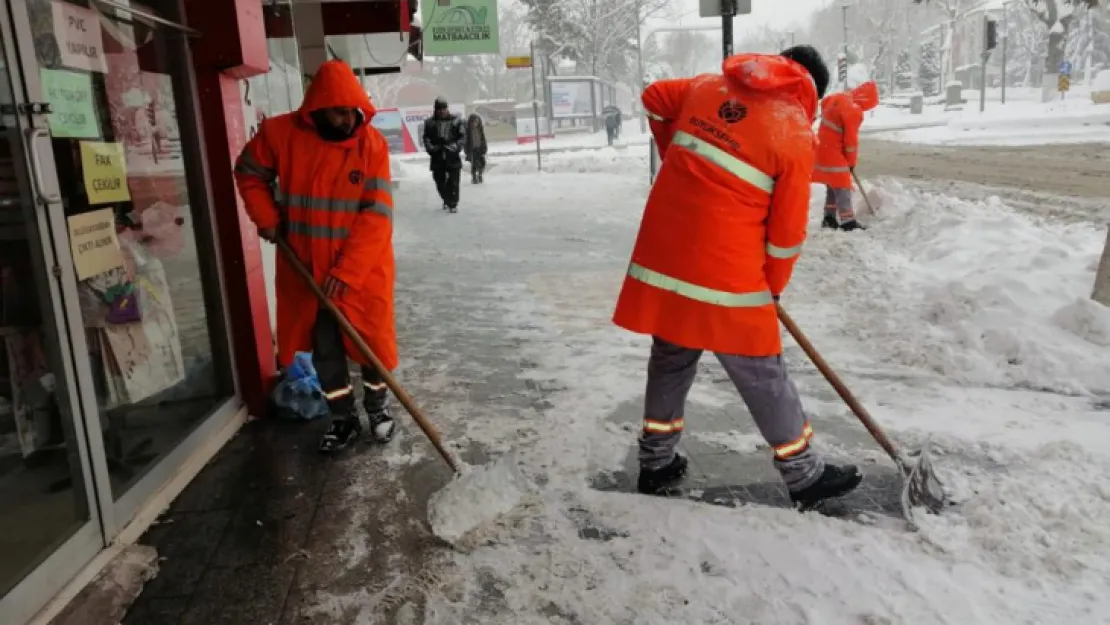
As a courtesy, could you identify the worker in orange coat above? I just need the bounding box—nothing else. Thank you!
[814,79,879,231]
[614,46,862,509]
[234,60,397,454]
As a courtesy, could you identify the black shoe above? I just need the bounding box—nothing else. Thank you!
[821,215,839,229]
[840,220,866,232]
[442,203,449,211]
[471,175,479,184]
[789,464,862,510]
[318,416,362,454]
[364,391,396,443]
[637,454,689,495]
[448,204,458,213]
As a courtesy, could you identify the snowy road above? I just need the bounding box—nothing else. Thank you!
[289,147,1110,624]
[860,139,1110,200]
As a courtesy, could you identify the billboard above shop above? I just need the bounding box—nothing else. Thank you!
[421,0,500,57]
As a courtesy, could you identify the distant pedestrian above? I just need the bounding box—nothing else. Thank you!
[423,97,466,212]
[602,105,622,146]
[464,113,488,184]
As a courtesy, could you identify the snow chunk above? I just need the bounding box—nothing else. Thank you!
[1052,298,1110,346]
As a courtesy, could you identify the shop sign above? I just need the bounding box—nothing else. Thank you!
[80,141,131,205]
[422,0,500,57]
[67,207,124,280]
[40,68,100,139]
[505,55,532,69]
[53,1,108,73]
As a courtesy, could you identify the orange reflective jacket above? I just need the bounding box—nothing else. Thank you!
[813,81,879,188]
[613,54,819,357]
[234,60,397,371]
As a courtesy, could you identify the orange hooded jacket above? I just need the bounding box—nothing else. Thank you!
[813,80,879,188]
[234,60,397,371]
[613,54,819,357]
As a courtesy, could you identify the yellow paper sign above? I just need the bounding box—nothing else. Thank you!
[80,141,130,204]
[67,208,124,280]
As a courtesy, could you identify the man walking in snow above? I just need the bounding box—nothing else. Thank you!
[234,60,397,454]
[814,77,879,231]
[424,97,467,212]
[613,46,863,509]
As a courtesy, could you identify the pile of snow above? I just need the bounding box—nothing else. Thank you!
[802,180,1109,396]
[398,156,1110,623]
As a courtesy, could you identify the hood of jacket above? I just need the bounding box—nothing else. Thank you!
[298,60,377,132]
[849,80,880,112]
[722,53,819,122]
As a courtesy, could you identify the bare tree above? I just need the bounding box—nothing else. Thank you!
[1024,0,1100,101]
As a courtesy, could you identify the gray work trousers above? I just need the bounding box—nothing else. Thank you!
[639,336,824,492]
[824,186,855,223]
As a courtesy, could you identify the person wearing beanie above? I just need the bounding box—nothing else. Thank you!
[423,97,467,212]
[612,46,864,509]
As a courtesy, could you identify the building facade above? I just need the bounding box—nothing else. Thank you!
[0,2,413,623]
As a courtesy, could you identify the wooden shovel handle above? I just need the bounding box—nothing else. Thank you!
[276,238,461,473]
[776,303,902,463]
[851,169,877,215]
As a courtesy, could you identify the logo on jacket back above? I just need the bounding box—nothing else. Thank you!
[717,100,748,124]
[348,170,364,185]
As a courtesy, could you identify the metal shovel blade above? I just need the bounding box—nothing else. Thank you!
[427,452,534,548]
[897,438,948,528]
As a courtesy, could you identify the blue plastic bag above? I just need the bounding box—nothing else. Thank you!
[270,352,329,421]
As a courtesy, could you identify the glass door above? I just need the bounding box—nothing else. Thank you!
[0,3,106,624]
[14,0,238,537]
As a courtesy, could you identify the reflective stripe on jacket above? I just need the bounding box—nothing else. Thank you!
[613,54,818,357]
[234,60,397,371]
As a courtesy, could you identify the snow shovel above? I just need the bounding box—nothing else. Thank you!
[776,303,947,529]
[275,237,532,546]
[851,169,880,217]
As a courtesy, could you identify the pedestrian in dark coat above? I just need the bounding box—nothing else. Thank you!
[423,97,466,212]
[464,113,488,184]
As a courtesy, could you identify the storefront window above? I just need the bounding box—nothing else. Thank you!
[0,22,93,601]
[27,0,234,498]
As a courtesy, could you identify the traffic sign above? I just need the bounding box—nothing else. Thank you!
[837,54,848,83]
[1059,60,1073,76]
[700,0,751,17]
[506,55,532,69]
[1058,73,1070,93]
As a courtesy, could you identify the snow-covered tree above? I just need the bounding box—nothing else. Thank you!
[1023,0,1100,100]
[521,0,671,83]
[656,30,718,78]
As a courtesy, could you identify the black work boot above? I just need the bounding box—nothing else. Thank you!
[789,463,862,511]
[821,214,839,229]
[471,172,479,184]
[318,411,362,454]
[840,220,866,232]
[364,386,396,443]
[637,454,689,495]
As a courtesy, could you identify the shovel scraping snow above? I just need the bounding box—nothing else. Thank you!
[276,238,531,546]
[776,304,947,529]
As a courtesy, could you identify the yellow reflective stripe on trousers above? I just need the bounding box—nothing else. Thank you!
[645,109,667,122]
[671,131,774,194]
[820,118,843,133]
[815,165,851,173]
[627,262,773,307]
[766,241,803,259]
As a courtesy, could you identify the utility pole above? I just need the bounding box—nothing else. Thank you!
[789,30,795,47]
[841,2,850,91]
[1001,0,1009,103]
[529,39,542,171]
[721,0,736,59]
[635,0,646,132]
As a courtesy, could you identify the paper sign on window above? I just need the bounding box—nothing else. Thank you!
[53,1,108,73]
[80,141,131,204]
[40,68,100,139]
[67,208,125,280]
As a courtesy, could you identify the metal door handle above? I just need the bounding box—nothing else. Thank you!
[26,127,60,204]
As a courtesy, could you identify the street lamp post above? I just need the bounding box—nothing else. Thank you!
[841,2,850,91]
[635,0,646,132]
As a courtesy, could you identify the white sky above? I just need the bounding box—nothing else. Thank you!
[649,0,832,38]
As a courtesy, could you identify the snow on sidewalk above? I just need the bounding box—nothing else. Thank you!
[408,150,1110,624]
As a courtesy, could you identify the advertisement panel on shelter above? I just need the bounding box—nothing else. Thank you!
[422,0,500,56]
[550,81,594,118]
[370,108,408,154]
